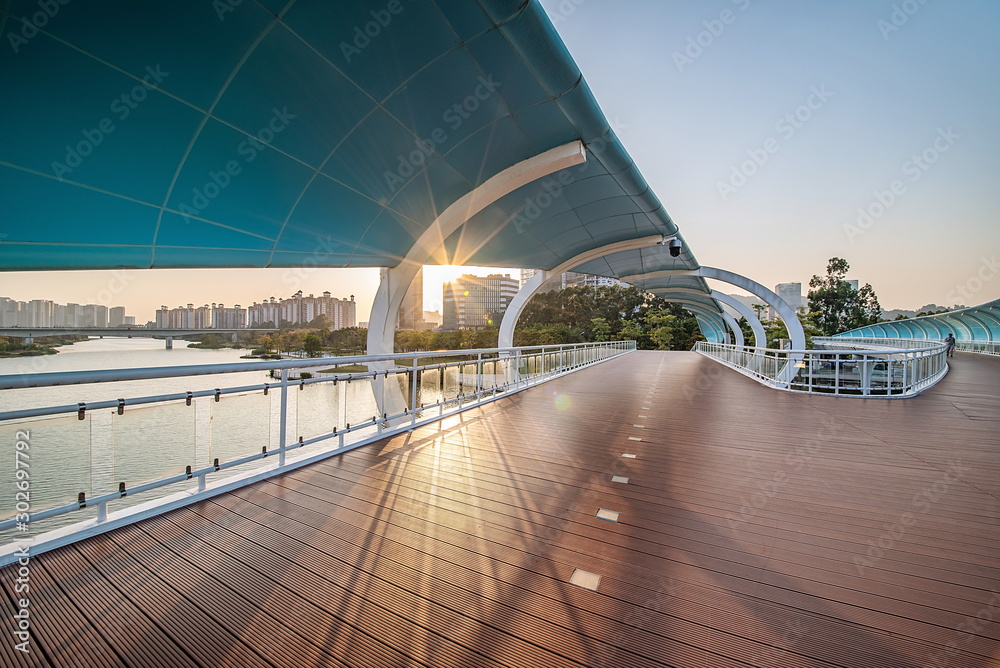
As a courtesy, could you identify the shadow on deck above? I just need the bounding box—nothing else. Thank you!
[3,351,998,667]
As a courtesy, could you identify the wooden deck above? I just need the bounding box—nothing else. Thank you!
[3,350,998,667]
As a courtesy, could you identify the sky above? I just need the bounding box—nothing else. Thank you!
[2,0,998,322]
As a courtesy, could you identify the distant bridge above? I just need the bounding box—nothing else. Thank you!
[0,327,277,348]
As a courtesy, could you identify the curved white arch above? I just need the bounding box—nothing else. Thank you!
[666,299,729,343]
[710,291,765,347]
[647,288,744,346]
[367,140,587,358]
[721,311,744,347]
[496,234,667,347]
[694,314,725,343]
[619,266,806,350]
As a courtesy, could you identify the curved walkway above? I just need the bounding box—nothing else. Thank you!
[3,351,997,667]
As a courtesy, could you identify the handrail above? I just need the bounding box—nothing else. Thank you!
[694,339,947,398]
[0,341,635,563]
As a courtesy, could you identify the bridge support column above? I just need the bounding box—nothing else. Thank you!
[165,336,173,350]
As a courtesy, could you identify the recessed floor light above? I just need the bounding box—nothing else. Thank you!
[611,475,629,484]
[628,436,641,441]
[622,453,636,459]
[570,569,601,591]
[633,424,644,428]
[596,508,620,522]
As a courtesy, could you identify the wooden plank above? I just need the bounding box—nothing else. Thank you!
[6,350,998,667]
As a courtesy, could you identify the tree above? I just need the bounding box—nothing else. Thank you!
[850,283,882,330]
[590,317,612,342]
[302,333,322,357]
[807,257,881,336]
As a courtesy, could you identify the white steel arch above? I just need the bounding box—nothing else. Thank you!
[366,141,587,359]
[711,291,766,348]
[496,233,668,348]
[620,267,806,351]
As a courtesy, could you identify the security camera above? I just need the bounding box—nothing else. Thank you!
[668,238,682,257]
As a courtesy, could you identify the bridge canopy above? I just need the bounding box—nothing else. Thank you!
[1,0,734,335]
[835,299,1000,343]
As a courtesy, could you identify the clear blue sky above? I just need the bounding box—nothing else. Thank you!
[2,0,998,321]
[539,0,1000,310]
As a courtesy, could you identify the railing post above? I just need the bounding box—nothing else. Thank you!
[411,357,419,426]
[476,353,483,400]
[279,367,288,467]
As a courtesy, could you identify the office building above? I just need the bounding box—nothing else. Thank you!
[443,274,519,330]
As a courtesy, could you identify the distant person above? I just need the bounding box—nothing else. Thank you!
[944,333,956,358]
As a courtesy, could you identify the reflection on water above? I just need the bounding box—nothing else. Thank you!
[0,338,514,543]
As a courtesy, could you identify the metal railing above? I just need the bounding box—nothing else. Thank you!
[0,341,634,563]
[955,340,1000,356]
[694,338,948,397]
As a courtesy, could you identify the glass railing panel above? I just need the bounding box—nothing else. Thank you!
[460,363,478,397]
[296,380,341,442]
[343,376,380,430]
[205,389,273,465]
[113,401,196,488]
[418,368,441,408]
[0,415,92,521]
[0,414,96,542]
[381,372,411,420]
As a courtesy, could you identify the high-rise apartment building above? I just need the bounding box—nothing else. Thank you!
[211,304,246,329]
[109,306,126,327]
[247,292,355,329]
[443,274,518,330]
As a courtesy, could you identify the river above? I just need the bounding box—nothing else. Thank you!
[0,337,404,541]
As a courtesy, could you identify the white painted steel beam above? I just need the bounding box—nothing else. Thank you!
[620,266,806,351]
[497,234,665,348]
[366,140,587,359]
[711,291,766,347]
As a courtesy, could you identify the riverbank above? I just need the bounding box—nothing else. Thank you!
[0,335,87,357]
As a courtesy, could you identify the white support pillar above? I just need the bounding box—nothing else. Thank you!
[711,291,766,348]
[165,336,172,350]
[620,266,806,351]
[497,234,667,348]
[367,141,587,361]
